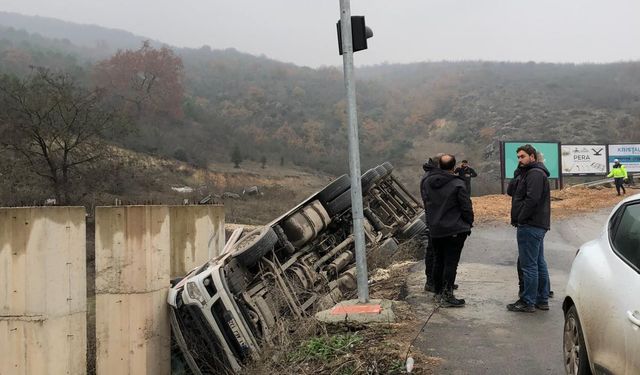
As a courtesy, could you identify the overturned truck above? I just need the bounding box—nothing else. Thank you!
[167,162,426,374]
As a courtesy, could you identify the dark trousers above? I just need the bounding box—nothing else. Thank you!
[422,229,435,284]
[615,177,626,195]
[432,233,468,294]
[464,180,472,196]
[517,258,524,297]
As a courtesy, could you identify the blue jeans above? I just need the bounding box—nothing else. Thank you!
[516,225,550,306]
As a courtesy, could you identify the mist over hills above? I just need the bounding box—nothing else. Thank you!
[0,11,152,56]
[1,11,639,199]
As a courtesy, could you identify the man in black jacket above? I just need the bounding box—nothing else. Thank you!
[506,144,551,313]
[454,160,478,194]
[424,154,474,307]
[420,154,443,292]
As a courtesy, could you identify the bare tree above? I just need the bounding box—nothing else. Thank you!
[0,69,127,204]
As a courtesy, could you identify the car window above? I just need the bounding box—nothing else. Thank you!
[611,203,640,272]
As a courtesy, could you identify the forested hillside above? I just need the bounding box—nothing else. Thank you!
[1,11,640,204]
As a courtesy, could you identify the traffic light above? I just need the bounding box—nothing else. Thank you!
[337,16,373,55]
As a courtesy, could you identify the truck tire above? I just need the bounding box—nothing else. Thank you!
[231,226,278,267]
[418,211,426,225]
[399,217,427,240]
[374,165,388,179]
[326,189,352,217]
[361,168,380,192]
[317,174,351,205]
[381,161,394,175]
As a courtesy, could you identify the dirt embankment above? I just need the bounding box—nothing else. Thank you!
[472,186,636,224]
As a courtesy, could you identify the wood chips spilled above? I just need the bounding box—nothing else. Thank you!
[472,186,638,224]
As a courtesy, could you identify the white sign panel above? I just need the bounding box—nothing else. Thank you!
[608,144,640,173]
[561,145,607,175]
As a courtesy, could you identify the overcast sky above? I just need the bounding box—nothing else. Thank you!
[3,0,640,68]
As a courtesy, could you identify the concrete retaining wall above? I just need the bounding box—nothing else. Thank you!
[169,205,224,278]
[0,204,225,375]
[95,206,171,375]
[0,207,87,375]
[94,205,224,374]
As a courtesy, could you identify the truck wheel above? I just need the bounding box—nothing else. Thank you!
[231,226,278,267]
[317,174,351,204]
[382,161,394,175]
[399,217,427,240]
[361,168,381,192]
[374,165,388,179]
[326,189,352,217]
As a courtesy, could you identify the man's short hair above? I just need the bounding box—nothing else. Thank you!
[440,154,456,170]
[516,144,537,159]
[461,160,468,164]
[429,153,445,167]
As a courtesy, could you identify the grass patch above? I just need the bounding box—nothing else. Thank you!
[288,333,363,363]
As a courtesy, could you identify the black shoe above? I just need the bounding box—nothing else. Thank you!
[453,284,459,290]
[507,300,535,313]
[549,290,554,299]
[424,281,435,293]
[441,291,465,308]
[535,302,549,310]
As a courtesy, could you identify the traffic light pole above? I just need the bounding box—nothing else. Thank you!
[338,0,369,303]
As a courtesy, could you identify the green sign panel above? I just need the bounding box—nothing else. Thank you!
[503,142,560,179]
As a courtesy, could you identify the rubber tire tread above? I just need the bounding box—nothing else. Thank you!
[361,168,380,192]
[382,161,394,174]
[232,226,278,267]
[374,165,388,178]
[317,174,351,204]
[564,306,592,375]
[400,217,428,240]
[326,189,352,217]
[418,211,426,225]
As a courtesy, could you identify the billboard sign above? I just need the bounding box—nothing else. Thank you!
[561,145,607,175]
[503,142,560,179]
[608,144,640,173]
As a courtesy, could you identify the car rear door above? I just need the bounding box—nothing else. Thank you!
[607,202,640,374]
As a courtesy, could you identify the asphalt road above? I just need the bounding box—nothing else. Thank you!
[406,209,611,375]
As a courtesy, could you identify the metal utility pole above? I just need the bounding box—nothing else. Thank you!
[338,0,368,303]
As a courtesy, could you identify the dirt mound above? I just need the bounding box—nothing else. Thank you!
[473,186,632,224]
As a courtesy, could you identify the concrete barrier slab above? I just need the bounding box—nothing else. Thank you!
[0,207,86,375]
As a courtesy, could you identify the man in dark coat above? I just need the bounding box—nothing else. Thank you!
[420,154,442,292]
[424,154,474,307]
[507,144,551,313]
[454,160,478,194]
